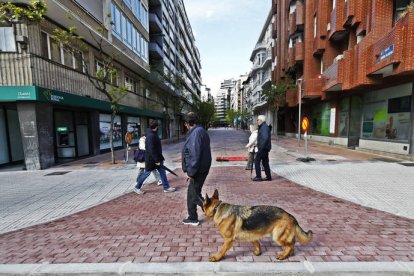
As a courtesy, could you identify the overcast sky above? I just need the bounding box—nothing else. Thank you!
[182,0,272,96]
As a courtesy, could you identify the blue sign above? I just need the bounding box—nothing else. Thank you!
[380,44,394,60]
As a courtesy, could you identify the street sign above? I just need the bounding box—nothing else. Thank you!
[301,117,309,132]
[124,132,133,144]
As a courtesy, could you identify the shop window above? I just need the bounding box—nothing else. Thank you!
[0,26,16,52]
[99,114,122,150]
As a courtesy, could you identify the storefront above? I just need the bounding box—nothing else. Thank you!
[0,86,165,169]
[359,83,412,155]
[0,104,24,166]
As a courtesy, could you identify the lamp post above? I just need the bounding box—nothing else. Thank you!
[297,79,303,146]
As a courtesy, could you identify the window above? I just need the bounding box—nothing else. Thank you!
[313,16,317,38]
[96,60,118,86]
[111,2,121,37]
[133,0,140,19]
[41,31,84,72]
[140,2,148,29]
[125,76,136,92]
[123,0,132,8]
[332,0,336,10]
[0,27,16,52]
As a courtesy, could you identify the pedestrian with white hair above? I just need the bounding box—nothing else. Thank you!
[245,124,258,170]
[252,115,272,181]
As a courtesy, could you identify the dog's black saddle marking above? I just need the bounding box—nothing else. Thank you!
[238,206,283,231]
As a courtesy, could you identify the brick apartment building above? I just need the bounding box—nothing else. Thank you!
[272,0,414,158]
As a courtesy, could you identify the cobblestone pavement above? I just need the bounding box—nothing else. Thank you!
[0,128,414,266]
[0,166,413,264]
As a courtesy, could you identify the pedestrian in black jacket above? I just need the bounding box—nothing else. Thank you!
[252,115,272,181]
[181,112,212,226]
[134,120,176,194]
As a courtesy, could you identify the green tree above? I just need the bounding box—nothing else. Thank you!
[262,79,296,135]
[225,109,238,127]
[0,0,46,23]
[52,16,128,164]
[194,99,215,130]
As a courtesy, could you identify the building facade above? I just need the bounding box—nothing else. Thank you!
[214,79,235,126]
[148,0,202,137]
[272,0,414,158]
[0,0,199,169]
[248,10,275,131]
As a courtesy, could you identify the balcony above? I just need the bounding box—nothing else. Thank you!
[288,48,295,68]
[313,37,325,56]
[289,12,297,35]
[329,5,347,41]
[149,41,163,60]
[366,11,414,78]
[294,42,304,61]
[286,87,298,107]
[303,78,324,98]
[149,13,162,33]
[343,0,363,27]
[250,42,267,60]
[322,59,344,91]
[295,1,305,26]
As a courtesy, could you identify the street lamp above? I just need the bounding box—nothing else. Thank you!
[297,79,303,146]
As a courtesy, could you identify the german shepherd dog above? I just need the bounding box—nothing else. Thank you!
[202,189,313,262]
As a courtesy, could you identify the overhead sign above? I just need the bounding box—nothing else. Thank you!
[301,117,309,132]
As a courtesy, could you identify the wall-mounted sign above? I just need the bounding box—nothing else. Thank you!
[380,44,394,60]
[56,127,68,132]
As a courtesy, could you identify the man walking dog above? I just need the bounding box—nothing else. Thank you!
[181,112,212,226]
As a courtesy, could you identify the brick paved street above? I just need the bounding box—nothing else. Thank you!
[1,129,414,275]
[1,165,413,264]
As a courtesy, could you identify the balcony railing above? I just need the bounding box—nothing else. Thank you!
[366,11,414,77]
[296,1,305,26]
[303,78,324,98]
[322,59,344,91]
[289,12,297,35]
[294,42,304,61]
[329,4,347,40]
[286,88,298,107]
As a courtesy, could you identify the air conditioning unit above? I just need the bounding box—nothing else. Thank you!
[334,54,344,62]
[327,23,331,32]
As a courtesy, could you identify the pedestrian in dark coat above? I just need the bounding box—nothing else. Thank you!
[252,115,272,181]
[181,112,212,226]
[133,120,176,194]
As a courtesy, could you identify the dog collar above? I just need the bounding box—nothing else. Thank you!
[212,201,222,217]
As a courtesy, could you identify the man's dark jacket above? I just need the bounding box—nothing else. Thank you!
[257,122,271,153]
[145,128,164,171]
[182,125,212,177]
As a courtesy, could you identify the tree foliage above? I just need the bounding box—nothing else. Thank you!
[194,99,215,129]
[52,13,128,164]
[0,0,46,24]
[262,79,296,112]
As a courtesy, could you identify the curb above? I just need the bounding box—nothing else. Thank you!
[0,262,413,275]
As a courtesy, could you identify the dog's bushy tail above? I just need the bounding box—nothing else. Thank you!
[295,224,313,245]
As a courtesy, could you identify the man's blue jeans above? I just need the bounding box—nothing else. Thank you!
[135,161,170,190]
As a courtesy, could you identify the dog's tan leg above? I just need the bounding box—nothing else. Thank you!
[209,238,234,262]
[251,241,261,256]
[276,244,294,260]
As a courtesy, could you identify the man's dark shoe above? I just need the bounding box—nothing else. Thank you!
[264,177,272,181]
[252,177,263,182]
[182,218,200,226]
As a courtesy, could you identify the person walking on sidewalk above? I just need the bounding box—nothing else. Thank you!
[135,134,162,187]
[182,112,212,226]
[252,115,272,182]
[134,120,176,194]
[245,124,258,170]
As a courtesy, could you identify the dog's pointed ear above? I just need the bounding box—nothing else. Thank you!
[212,189,219,200]
[205,193,211,206]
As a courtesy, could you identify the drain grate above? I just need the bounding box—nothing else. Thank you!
[372,157,400,163]
[399,162,414,167]
[44,171,71,176]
